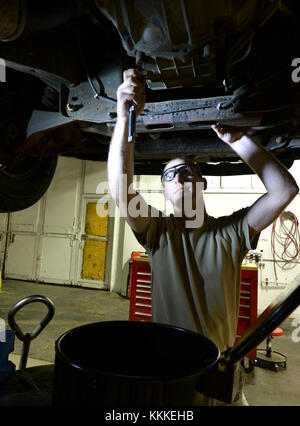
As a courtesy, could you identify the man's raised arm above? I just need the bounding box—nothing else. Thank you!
[211,124,299,234]
[107,69,150,239]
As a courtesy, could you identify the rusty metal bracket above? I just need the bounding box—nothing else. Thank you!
[64,85,262,134]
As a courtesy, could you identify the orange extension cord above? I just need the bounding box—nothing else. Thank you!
[271,211,300,281]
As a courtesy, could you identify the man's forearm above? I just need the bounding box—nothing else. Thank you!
[107,117,134,206]
[229,135,299,198]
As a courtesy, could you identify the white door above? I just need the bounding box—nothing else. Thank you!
[1,157,114,289]
[4,202,42,280]
[37,157,82,285]
[75,197,112,289]
[2,157,82,284]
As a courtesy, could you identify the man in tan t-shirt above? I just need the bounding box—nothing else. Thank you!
[107,69,299,405]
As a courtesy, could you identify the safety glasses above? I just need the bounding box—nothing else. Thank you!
[161,163,198,183]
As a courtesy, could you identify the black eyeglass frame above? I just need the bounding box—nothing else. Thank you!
[161,162,202,183]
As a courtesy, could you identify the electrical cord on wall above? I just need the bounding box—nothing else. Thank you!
[271,210,300,280]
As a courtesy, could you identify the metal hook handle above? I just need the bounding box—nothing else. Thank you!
[8,295,55,369]
[8,295,55,341]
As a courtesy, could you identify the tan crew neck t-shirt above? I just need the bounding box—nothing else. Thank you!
[135,206,259,353]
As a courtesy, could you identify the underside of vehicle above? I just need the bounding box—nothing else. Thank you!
[0,0,300,211]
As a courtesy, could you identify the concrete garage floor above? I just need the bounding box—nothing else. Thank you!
[0,278,300,406]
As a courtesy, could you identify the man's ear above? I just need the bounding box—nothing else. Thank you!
[201,177,207,191]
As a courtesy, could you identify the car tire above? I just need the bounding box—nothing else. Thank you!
[0,156,58,212]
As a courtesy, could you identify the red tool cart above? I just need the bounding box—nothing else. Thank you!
[128,253,258,365]
[128,252,152,321]
[235,265,258,361]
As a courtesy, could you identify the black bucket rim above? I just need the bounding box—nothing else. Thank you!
[55,320,220,381]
